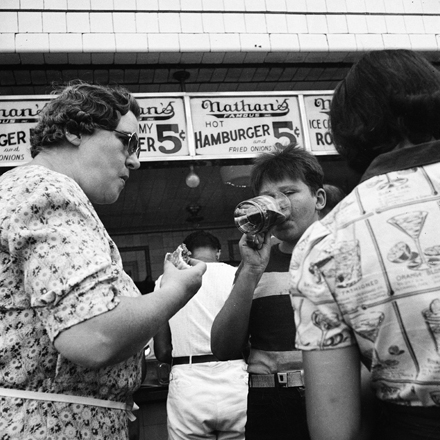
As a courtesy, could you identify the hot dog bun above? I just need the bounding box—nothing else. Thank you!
[167,243,192,269]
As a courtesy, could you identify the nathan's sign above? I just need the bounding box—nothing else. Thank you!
[0,98,50,165]
[0,92,338,167]
[136,97,189,158]
[190,96,304,156]
[303,94,336,153]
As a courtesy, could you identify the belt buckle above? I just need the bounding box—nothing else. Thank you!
[276,370,304,388]
[277,371,289,388]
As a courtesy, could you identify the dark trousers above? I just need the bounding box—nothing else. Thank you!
[245,386,310,440]
[374,399,440,440]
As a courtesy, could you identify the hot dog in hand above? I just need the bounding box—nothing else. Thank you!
[166,243,192,269]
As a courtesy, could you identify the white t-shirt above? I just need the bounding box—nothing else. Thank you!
[155,262,236,357]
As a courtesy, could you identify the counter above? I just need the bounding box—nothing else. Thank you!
[129,360,170,440]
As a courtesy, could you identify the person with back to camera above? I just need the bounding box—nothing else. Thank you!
[0,81,206,439]
[154,230,248,440]
[211,144,327,440]
[289,49,440,440]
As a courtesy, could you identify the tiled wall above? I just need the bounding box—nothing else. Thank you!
[1,0,440,65]
[112,227,242,282]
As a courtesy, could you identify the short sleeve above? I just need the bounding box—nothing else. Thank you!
[289,221,356,351]
[6,177,121,341]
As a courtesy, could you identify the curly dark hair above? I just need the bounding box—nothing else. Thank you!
[30,81,140,158]
[330,50,440,174]
[250,144,324,195]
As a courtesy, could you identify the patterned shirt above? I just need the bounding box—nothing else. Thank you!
[290,141,440,407]
[0,165,143,439]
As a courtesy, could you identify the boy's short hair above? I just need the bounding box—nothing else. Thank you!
[183,230,221,253]
[250,144,324,195]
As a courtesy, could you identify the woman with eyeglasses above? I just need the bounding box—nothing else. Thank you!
[0,81,206,439]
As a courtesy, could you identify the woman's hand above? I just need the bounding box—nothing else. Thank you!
[54,257,206,369]
[160,256,206,299]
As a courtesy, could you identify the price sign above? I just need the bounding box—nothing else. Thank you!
[190,95,304,156]
[0,97,50,166]
[0,92,339,167]
[136,96,189,158]
[303,94,336,153]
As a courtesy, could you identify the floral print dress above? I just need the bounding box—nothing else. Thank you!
[0,165,143,439]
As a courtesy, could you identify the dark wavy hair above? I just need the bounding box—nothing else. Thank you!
[330,49,440,174]
[30,81,140,158]
[250,144,324,195]
[183,230,221,253]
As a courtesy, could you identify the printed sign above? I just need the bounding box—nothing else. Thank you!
[136,96,189,159]
[190,96,304,156]
[0,98,50,166]
[0,92,339,167]
[303,94,336,153]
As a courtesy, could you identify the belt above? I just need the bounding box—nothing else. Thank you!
[172,354,218,365]
[0,387,138,421]
[249,370,304,388]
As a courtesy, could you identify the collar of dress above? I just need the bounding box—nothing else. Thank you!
[360,140,440,183]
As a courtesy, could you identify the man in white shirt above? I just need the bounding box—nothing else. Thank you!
[154,230,248,440]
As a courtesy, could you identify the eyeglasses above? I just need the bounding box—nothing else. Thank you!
[113,129,141,158]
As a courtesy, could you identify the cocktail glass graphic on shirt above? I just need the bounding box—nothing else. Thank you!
[388,211,429,270]
[367,169,416,189]
[312,311,341,349]
[308,255,334,284]
[423,299,440,353]
[377,173,408,190]
[334,240,362,288]
[387,242,415,264]
[353,311,385,342]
